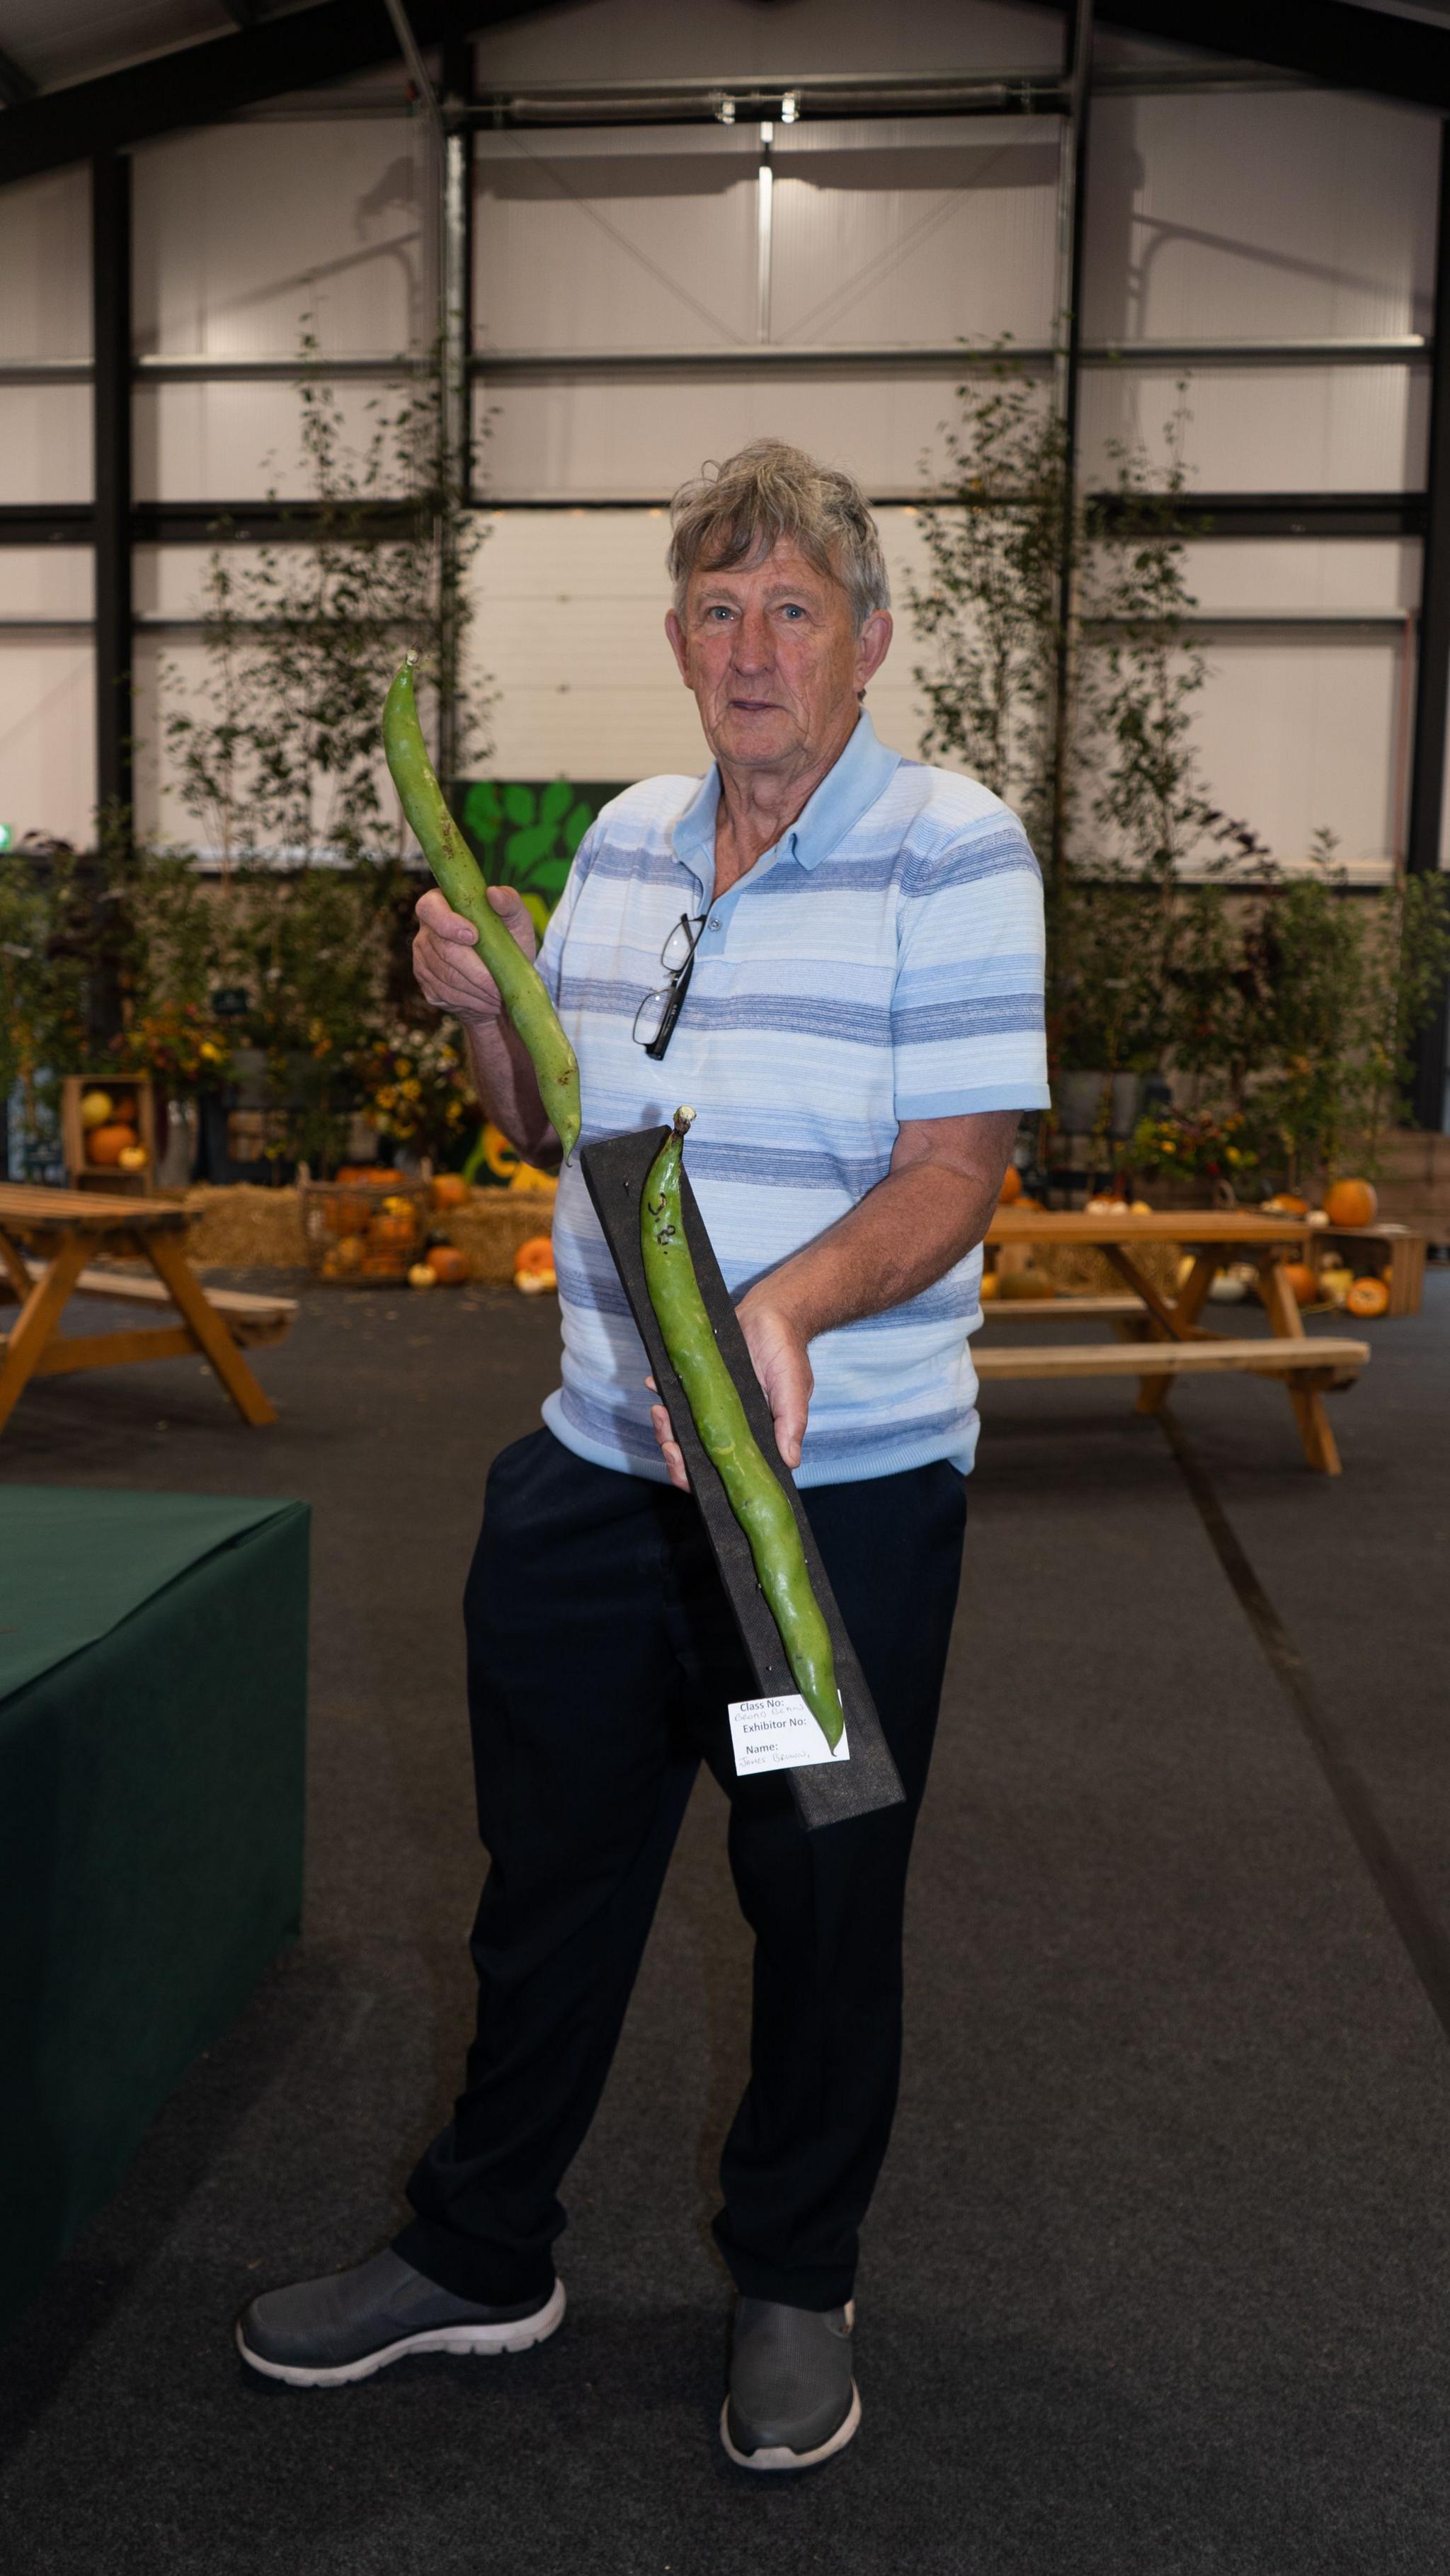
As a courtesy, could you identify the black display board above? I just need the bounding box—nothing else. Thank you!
[581,1126,905,1831]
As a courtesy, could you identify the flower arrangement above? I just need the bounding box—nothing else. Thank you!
[116,1001,230,1092]
[359,1022,475,1167]
[1131,1108,1257,1190]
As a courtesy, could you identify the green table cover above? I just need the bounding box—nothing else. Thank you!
[0,1488,309,2342]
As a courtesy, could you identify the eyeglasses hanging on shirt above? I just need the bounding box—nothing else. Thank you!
[632,911,708,1060]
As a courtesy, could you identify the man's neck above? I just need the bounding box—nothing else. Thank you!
[712,708,860,898]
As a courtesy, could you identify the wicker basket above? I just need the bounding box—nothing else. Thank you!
[299,1177,430,1284]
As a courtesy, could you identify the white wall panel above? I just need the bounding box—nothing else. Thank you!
[1184,636,1400,881]
[476,129,759,353]
[0,641,95,848]
[0,168,91,360]
[477,370,983,502]
[0,388,91,505]
[1179,538,1418,617]
[771,123,1058,348]
[1083,90,1437,344]
[133,122,428,357]
[133,377,421,502]
[474,0,1062,83]
[0,551,93,622]
[1078,363,1429,495]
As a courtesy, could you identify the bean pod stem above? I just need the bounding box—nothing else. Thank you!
[382,656,581,1161]
[641,1108,843,1753]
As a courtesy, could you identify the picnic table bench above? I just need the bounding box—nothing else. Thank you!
[978,1208,1369,1475]
[0,1183,295,1436]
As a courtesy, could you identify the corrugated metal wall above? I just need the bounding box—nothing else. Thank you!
[0,0,1442,881]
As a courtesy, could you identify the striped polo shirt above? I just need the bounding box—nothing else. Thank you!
[535,711,1049,1487]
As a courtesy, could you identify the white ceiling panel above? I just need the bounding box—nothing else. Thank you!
[473,0,1063,86]
[132,120,428,358]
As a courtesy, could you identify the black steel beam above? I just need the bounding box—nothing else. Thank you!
[1406,121,1450,1132]
[0,40,37,105]
[0,0,560,185]
[92,149,132,828]
[0,492,1430,543]
[1093,0,1450,113]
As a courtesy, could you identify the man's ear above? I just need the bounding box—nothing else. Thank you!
[855,609,893,694]
[665,608,691,687]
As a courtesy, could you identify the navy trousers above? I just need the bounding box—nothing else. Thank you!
[397,1427,966,2312]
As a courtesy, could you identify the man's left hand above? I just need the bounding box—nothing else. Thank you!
[646,1289,814,1494]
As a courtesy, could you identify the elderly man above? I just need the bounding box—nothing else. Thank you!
[238,440,1048,2469]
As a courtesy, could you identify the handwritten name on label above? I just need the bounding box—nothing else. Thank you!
[727,1693,850,1777]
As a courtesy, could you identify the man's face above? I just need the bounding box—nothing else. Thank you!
[666,536,891,772]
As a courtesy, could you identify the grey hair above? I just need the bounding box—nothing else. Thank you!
[667,438,890,631]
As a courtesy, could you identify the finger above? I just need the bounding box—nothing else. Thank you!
[649,1402,690,1490]
[770,1384,809,1470]
[416,887,477,943]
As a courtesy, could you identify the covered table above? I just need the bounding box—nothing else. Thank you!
[0,1487,309,2342]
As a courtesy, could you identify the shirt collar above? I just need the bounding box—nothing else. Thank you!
[669,709,900,881]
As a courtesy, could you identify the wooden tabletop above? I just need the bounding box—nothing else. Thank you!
[986,1207,1310,1247]
[0,1183,190,1232]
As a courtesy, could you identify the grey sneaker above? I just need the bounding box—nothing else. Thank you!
[235,2248,565,2388]
[721,2296,861,2471]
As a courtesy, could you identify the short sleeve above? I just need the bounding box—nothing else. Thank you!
[891,816,1050,1120]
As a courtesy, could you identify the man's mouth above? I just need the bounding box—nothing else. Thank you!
[729,698,783,714]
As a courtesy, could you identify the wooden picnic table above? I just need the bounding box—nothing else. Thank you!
[979,1207,1369,1475]
[0,1183,294,1436]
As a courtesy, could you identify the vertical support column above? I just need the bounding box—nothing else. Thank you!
[438,118,471,788]
[1406,118,1450,1131]
[91,147,132,827]
[756,122,775,345]
[1047,0,1094,891]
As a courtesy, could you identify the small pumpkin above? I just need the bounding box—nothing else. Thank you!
[369,1210,417,1251]
[1277,1261,1318,1307]
[979,1269,1000,1300]
[110,1092,137,1124]
[1345,1273,1389,1318]
[335,1165,404,1187]
[427,1244,469,1285]
[430,1172,470,1212]
[86,1121,136,1166]
[998,1269,1056,1301]
[117,1143,148,1172]
[80,1089,114,1129]
[998,1166,1022,1206]
[1262,1192,1309,1217]
[514,1234,556,1277]
[1323,1177,1378,1229]
[408,1261,437,1289]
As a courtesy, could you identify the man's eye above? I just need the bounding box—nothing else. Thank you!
[780,604,805,619]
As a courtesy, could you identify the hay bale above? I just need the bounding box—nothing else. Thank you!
[181,1184,307,1269]
[444,1194,555,1284]
[1033,1237,1182,1300]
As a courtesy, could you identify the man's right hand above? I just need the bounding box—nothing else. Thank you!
[413,885,538,1024]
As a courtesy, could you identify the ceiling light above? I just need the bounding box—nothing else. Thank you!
[780,93,799,124]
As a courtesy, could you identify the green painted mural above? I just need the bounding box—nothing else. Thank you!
[455,780,625,937]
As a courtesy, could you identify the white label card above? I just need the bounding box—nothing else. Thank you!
[728,1693,850,1776]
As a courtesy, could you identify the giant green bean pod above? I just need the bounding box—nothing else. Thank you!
[642,1108,843,1752]
[383,656,581,1160]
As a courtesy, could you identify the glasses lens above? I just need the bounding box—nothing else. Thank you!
[661,917,697,973]
[632,986,671,1047]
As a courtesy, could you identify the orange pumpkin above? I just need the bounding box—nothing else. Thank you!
[979,1270,1000,1300]
[329,1191,370,1235]
[1345,1273,1389,1318]
[86,1122,136,1166]
[335,1165,404,1187]
[998,1167,1022,1206]
[1323,1177,1378,1229]
[514,1234,555,1276]
[1262,1193,1308,1217]
[369,1210,417,1251]
[430,1173,470,1213]
[110,1092,137,1124]
[427,1244,469,1285]
[1277,1262,1318,1307]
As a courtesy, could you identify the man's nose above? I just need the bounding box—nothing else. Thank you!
[730,607,772,672]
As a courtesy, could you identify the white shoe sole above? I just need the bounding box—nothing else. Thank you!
[236,2276,566,2387]
[719,2378,862,2472]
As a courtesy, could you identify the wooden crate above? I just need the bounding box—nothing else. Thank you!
[1308,1223,1425,1317]
[59,1072,156,1191]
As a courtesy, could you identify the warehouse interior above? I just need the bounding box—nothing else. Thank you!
[4,4,1450,2570]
